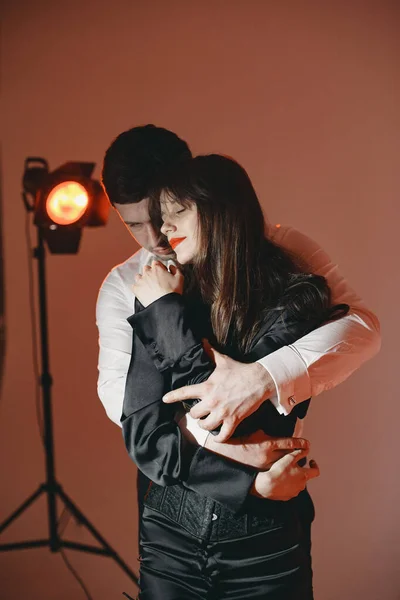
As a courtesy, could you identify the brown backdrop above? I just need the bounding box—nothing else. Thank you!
[1,1,398,598]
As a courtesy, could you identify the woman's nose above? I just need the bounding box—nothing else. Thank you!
[161,220,175,235]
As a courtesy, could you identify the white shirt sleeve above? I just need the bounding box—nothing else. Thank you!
[258,225,381,415]
[96,259,209,446]
[96,268,134,427]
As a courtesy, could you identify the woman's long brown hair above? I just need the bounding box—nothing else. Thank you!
[151,155,337,353]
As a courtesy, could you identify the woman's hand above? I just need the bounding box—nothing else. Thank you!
[132,261,184,307]
[251,449,320,501]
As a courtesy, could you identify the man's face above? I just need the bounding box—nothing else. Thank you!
[114,199,175,259]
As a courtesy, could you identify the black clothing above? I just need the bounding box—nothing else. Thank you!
[139,502,313,600]
[121,293,324,598]
[122,293,318,514]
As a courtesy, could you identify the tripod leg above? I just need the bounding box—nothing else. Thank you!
[58,487,138,585]
[0,485,44,534]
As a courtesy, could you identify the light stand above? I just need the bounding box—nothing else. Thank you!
[0,163,138,590]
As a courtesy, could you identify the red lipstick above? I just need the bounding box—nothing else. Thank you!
[169,237,186,250]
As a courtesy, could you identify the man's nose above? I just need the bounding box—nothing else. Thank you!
[148,224,162,246]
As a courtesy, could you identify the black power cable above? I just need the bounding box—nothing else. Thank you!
[60,548,94,600]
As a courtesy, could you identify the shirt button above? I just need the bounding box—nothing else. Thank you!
[288,396,296,406]
[212,513,218,521]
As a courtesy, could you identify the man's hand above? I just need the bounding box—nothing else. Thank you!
[252,449,320,501]
[132,262,183,307]
[205,430,310,470]
[163,347,276,442]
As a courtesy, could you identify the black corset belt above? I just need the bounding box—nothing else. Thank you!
[143,481,309,544]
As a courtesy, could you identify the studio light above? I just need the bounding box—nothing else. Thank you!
[45,181,89,225]
[22,157,109,253]
[0,156,138,589]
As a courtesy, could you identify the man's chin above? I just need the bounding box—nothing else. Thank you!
[152,247,176,260]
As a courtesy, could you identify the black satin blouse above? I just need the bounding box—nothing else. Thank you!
[121,293,327,514]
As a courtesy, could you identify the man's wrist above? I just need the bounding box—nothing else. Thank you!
[250,362,276,403]
[257,346,311,415]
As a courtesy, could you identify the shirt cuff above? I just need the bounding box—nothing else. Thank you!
[257,345,311,415]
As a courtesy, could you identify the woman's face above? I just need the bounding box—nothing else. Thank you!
[160,192,200,265]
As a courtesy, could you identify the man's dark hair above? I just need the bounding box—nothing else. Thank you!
[101,124,192,206]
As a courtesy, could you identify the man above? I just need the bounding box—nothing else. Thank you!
[96,124,380,501]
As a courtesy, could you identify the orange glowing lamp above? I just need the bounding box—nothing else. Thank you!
[46,181,89,225]
[23,158,109,253]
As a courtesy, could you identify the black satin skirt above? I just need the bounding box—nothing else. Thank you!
[138,484,314,600]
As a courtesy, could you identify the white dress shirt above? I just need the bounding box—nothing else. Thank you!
[96,224,381,432]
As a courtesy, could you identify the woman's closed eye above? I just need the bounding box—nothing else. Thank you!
[161,208,186,221]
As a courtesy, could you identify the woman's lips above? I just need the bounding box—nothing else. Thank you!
[169,237,186,250]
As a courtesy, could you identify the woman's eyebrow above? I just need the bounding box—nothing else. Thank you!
[160,206,175,219]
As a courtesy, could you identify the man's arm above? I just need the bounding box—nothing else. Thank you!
[163,225,381,441]
[96,268,132,426]
[261,225,381,414]
[96,268,317,506]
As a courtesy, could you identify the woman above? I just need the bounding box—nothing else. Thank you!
[122,155,347,599]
